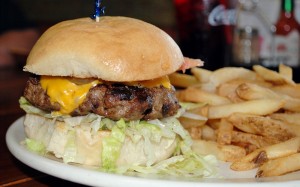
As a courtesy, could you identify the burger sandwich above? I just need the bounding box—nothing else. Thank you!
[19,16,215,175]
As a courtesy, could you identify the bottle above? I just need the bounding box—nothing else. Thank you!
[232,26,260,67]
[173,0,194,59]
[274,0,300,68]
[190,0,220,70]
[173,0,233,71]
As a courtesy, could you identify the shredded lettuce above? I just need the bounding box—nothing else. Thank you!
[19,97,69,120]
[101,119,126,171]
[63,130,77,163]
[20,97,49,116]
[125,117,218,178]
[25,138,46,155]
[100,117,218,177]
[130,153,218,178]
[21,97,218,178]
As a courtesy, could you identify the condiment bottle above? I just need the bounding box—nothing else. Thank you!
[233,26,260,67]
[273,0,300,68]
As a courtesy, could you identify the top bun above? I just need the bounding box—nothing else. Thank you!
[24,17,184,82]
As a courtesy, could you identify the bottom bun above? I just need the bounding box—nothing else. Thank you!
[24,114,177,167]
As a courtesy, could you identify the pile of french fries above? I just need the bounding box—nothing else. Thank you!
[170,64,300,178]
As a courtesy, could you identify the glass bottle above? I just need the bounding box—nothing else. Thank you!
[232,26,260,67]
[273,0,300,68]
[173,0,230,71]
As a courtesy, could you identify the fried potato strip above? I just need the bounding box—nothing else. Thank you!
[175,64,300,177]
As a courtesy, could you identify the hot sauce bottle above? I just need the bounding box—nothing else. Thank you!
[274,0,300,68]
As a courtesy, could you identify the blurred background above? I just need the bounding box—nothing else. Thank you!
[1,0,300,81]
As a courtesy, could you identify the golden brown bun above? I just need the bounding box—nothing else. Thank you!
[24,114,177,167]
[24,17,184,81]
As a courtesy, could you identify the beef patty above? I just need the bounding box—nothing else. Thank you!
[23,77,180,121]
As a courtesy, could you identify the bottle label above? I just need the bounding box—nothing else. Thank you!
[208,4,236,26]
[274,30,300,67]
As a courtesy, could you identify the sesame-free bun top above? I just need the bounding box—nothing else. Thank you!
[24,16,184,82]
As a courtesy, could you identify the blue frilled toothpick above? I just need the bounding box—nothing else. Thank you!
[93,0,105,22]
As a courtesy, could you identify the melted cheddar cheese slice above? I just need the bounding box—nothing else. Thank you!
[40,76,99,115]
[126,76,171,89]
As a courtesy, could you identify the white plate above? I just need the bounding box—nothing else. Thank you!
[6,116,300,187]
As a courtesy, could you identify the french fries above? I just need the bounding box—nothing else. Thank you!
[257,153,300,177]
[201,125,216,141]
[168,73,199,88]
[208,99,284,119]
[253,65,296,85]
[170,64,300,178]
[231,131,280,150]
[271,84,300,98]
[227,113,295,141]
[217,81,245,102]
[270,112,300,125]
[236,83,300,112]
[209,67,257,87]
[191,67,212,83]
[177,87,231,105]
[216,119,233,145]
[186,126,202,140]
[279,63,293,81]
[231,137,300,171]
[192,139,246,162]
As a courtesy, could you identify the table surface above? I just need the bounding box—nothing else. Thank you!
[0,66,87,186]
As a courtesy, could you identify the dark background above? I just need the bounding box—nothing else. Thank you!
[13,0,177,29]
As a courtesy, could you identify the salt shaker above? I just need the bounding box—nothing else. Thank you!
[233,26,260,66]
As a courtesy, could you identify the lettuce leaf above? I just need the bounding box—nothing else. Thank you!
[125,117,218,178]
[20,97,218,178]
[25,138,46,155]
[20,97,48,116]
[101,119,126,171]
[63,130,77,163]
[130,153,218,178]
[19,97,68,120]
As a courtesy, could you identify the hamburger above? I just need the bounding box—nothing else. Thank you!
[19,16,205,172]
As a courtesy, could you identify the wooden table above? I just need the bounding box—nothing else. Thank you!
[0,67,86,186]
